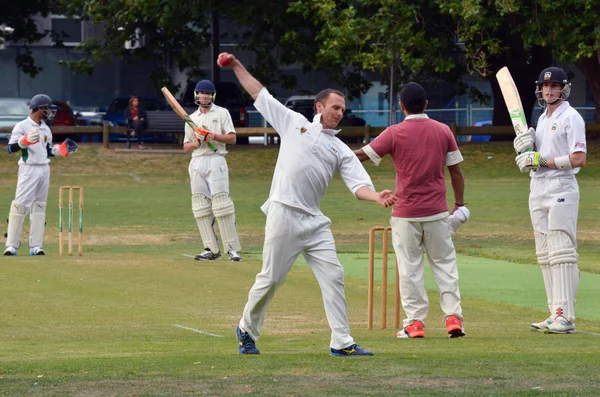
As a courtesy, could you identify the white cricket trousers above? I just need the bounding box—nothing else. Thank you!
[15,163,50,209]
[239,202,355,350]
[390,216,463,326]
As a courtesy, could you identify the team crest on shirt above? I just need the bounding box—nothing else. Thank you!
[551,123,557,133]
[296,126,308,135]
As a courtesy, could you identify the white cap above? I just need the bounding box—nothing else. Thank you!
[449,206,470,234]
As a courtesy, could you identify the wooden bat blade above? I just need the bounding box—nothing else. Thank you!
[161,87,217,152]
[496,67,528,135]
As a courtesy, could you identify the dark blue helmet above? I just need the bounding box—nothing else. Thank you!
[194,80,216,93]
[29,94,57,120]
[534,67,571,107]
[194,80,216,107]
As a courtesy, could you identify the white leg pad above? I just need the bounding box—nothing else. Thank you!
[191,194,218,252]
[29,201,46,249]
[548,230,578,323]
[6,201,26,249]
[212,193,241,252]
[534,232,552,315]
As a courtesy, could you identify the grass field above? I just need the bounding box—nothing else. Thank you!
[1,142,600,396]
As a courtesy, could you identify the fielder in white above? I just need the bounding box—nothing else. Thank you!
[354,82,468,339]
[513,66,587,334]
[218,52,396,356]
[182,79,242,262]
[4,94,77,256]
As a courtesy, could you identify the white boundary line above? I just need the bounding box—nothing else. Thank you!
[173,324,222,338]
[576,330,600,336]
[181,254,195,259]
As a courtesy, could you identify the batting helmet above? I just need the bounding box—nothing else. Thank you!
[194,80,216,107]
[534,67,571,107]
[29,94,57,120]
[195,80,216,93]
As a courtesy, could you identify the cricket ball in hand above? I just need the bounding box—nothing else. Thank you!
[218,53,232,67]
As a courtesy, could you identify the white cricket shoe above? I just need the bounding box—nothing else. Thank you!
[29,247,46,256]
[530,317,553,331]
[3,246,17,256]
[228,250,242,262]
[545,316,575,334]
[194,248,221,261]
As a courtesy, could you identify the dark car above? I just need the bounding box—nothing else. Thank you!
[50,100,82,142]
[101,96,166,142]
[181,81,248,142]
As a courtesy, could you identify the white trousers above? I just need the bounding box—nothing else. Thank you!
[15,164,50,209]
[188,155,229,197]
[390,216,463,326]
[239,202,354,350]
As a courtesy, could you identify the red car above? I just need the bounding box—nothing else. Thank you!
[51,101,77,126]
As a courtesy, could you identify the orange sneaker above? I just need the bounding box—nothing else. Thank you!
[445,315,465,338]
[397,320,425,338]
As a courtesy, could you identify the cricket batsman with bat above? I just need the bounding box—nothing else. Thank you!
[513,67,587,334]
[4,94,77,256]
[218,52,396,356]
[182,79,242,262]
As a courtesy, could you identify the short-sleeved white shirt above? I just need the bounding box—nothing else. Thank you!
[254,88,375,216]
[533,101,587,178]
[9,117,53,165]
[183,104,235,156]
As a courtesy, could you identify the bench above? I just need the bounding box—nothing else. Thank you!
[123,111,185,146]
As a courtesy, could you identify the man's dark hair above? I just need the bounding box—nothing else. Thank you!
[314,89,345,112]
[400,82,427,114]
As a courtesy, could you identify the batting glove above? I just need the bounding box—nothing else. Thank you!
[515,151,547,173]
[194,127,216,142]
[513,127,535,154]
[18,128,40,148]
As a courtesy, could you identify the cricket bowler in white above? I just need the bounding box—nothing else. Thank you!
[4,94,77,256]
[217,51,396,356]
[182,79,242,262]
[513,66,587,334]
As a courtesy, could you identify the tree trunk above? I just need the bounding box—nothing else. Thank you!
[575,54,600,124]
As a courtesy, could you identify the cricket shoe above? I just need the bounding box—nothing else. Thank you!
[3,246,17,256]
[545,316,576,334]
[29,247,45,256]
[236,326,260,354]
[446,315,465,338]
[330,343,374,356]
[228,250,242,262]
[397,320,425,338]
[530,317,553,332]
[194,248,221,261]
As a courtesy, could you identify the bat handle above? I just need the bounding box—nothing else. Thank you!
[207,141,217,152]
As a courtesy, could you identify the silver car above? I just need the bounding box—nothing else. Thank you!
[0,98,30,141]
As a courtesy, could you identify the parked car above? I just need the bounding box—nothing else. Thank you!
[181,81,249,143]
[101,96,167,142]
[0,98,30,141]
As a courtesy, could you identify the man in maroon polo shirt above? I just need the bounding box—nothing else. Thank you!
[354,82,467,339]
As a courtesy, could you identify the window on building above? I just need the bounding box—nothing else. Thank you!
[52,16,82,46]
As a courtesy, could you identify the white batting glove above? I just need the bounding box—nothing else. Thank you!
[449,206,470,234]
[513,127,535,154]
[18,128,40,148]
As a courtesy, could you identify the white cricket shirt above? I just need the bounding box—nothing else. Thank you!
[183,103,236,156]
[9,117,53,165]
[254,88,376,216]
[533,101,587,178]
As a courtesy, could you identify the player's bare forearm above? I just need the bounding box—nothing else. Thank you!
[212,132,237,145]
[353,149,369,162]
[218,52,263,100]
[355,186,396,208]
[448,164,465,205]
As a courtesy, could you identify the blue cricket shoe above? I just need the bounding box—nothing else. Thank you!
[236,326,260,354]
[330,343,374,357]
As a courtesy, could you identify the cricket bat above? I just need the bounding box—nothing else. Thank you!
[161,87,217,152]
[495,66,529,137]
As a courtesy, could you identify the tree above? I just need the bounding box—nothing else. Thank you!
[0,0,57,77]
[286,1,477,101]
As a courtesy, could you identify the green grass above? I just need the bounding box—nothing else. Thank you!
[1,142,600,396]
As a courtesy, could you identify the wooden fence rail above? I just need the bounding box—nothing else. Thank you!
[2,124,600,148]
